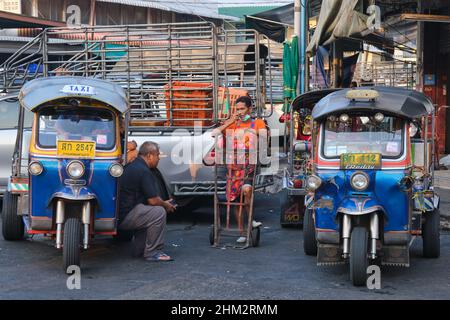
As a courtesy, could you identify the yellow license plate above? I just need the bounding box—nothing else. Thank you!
[57,140,96,158]
[340,153,381,169]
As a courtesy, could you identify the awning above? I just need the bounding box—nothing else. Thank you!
[245,3,294,43]
[0,10,65,28]
[306,0,369,54]
[96,0,239,21]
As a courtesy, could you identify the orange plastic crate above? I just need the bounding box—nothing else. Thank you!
[164,81,213,126]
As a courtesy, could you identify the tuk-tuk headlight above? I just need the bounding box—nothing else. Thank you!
[109,163,124,178]
[306,175,322,191]
[67,160,85,179]
[28,161,43,176]
[350,172,369,191]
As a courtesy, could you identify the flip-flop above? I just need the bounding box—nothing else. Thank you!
[145,252,174,262]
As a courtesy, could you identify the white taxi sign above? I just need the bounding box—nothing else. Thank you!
[346,89,379,100]
[61,85,95,95]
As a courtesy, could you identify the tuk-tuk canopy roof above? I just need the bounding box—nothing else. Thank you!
[291,89,341,112]
[19,77,129,113]
[311,87,434,120]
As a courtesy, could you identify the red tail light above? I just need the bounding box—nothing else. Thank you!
[279,113,291,123]
[293,179,303,188]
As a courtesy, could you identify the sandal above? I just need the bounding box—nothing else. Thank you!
[145,252,174,262]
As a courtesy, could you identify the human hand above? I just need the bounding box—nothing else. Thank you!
[164,200,177,213]
[224,114,238,126]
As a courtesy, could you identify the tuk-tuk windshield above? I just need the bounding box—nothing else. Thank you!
[322,115,404,158]
[37,108,116,150]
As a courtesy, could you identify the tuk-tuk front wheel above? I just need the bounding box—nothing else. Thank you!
[303,209,317,256]
[422,209,440,258]
[63,218,82,273]
[1,192,24,241]
[350,227,369,286]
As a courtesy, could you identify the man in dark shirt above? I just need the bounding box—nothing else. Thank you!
[119,141,176,262]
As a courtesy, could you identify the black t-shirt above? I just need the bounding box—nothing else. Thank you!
[119,157,168,220]
[150,168,170,201]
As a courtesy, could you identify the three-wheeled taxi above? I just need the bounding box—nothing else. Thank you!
[1,77,129,272]
[280,89,338,227]
[303,87,440,286]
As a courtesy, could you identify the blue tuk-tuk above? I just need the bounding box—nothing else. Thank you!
[1,77,129,272]
[303,87,440,286]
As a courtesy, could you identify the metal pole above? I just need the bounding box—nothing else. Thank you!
[299,0,307,94]
[416,0,424,91]
[294,0,303,95]
[294,0,301,41]
[89,0,96,26]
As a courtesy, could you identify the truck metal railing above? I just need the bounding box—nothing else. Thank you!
[0,22,275,130]
[353,61,417,89]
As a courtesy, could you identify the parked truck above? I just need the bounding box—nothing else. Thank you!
[0,22,277,205]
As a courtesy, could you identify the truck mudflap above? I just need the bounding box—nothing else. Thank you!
[8,176,29,195]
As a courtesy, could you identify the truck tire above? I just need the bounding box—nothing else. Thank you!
[1,192,24,241]
[422,209,440,258]
[303,209,317,256]
[350,227,369,286]
[63,218,82,273]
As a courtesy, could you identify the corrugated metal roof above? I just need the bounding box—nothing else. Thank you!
[96,0,170,11]
[96,0,239,21]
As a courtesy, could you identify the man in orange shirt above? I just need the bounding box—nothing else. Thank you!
[212,96,264,243]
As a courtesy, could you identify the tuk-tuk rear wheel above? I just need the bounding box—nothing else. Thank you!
[1,192,24,241]
[422,209,440,258]
[63,218,82,273]
[303,209,317,256]
[350,227,369,286]
[280,191,302,228]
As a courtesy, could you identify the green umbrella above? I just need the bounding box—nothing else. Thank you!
[282,35,299,113]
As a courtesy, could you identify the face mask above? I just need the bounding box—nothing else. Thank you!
[240,114,251,122]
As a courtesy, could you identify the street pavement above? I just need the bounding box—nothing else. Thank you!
[1,190,450,300]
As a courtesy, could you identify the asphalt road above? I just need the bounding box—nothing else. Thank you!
[0,191,450,300]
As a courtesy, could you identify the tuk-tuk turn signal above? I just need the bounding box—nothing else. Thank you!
[28,161,43,176]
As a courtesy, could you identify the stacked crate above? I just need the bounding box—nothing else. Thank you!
[164,82,213,127]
